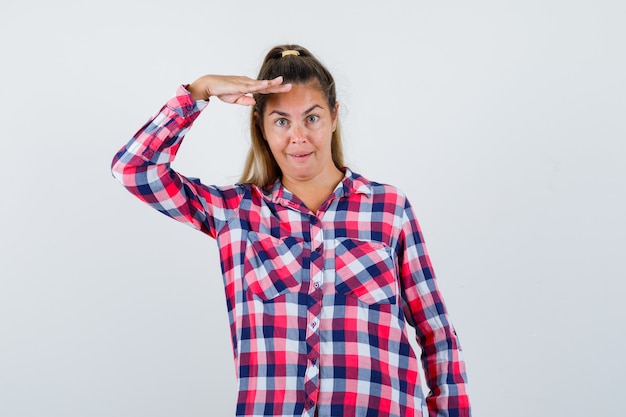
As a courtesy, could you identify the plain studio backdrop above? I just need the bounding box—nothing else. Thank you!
[1,1,624,416]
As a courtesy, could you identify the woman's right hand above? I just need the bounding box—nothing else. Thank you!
[186,74,292,106]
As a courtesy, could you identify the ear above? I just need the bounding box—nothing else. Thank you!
[254,111,266,140]
[332,102,339,132]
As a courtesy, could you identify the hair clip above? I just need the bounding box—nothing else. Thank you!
[281,50,300,57]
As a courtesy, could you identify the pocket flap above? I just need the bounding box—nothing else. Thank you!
[244,232,304,301]
[334,238,397,305]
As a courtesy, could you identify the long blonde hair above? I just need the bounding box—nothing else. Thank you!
[239,44,344,187]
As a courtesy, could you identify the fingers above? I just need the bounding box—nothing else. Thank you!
[224,94,256,106]
[189,74,292,105]
[246,76,292,95]
[217,76,293,106]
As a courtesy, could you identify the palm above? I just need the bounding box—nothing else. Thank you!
[188,75,291,105]
[217,93,256,106]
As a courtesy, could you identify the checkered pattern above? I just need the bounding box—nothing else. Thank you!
[111,86,471,417]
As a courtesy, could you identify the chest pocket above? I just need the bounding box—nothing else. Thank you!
[243,232,305,302]
[334,238,398,305]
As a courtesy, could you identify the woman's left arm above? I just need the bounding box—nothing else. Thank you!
[397,196,472,417]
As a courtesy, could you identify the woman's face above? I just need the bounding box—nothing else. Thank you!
[261,82,339,187]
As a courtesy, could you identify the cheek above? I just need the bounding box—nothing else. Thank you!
[265,137,285,158]
[262,122,281,140]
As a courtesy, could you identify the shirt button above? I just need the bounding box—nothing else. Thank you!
[315,246,322,254]
[314,282,321,289]
[311,358,318,365]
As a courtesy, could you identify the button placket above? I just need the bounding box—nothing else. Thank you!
[310,222,324,288]
[303,212,323,411]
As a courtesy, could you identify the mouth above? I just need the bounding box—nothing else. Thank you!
[289,152,313,160]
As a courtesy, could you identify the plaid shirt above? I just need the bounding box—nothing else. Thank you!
[111,86,471,417]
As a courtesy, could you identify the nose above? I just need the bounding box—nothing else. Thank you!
[290,124,307,144]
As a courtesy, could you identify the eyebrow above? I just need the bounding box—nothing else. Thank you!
[268,104,323,117]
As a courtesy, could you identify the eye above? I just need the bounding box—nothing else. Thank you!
[274,118,288,127]
[306,114,319,123]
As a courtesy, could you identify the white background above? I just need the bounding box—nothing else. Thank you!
[1,1,624,416]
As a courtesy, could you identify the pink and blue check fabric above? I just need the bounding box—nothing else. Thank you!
[111,86,471,417]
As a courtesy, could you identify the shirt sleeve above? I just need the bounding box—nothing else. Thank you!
[110,85,244,238]
[397,196,471,417]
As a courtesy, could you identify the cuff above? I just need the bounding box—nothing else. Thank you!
[165,84,210,118]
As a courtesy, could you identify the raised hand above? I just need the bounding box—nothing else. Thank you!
[186,75,292,105]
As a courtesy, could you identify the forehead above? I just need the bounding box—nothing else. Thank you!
[264,83,327,115]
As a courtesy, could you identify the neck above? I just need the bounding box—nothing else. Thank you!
[282,168,344,214]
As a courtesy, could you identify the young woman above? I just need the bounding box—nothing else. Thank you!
[112,44,471,417]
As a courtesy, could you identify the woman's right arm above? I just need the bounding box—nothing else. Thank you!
[111,85,240,238]
[111,76,292,238]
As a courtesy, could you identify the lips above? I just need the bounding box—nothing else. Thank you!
[289,151,313,160]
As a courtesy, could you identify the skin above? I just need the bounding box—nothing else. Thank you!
[260,83,342,212]
[187,75,343,213]
[187,74,292,103]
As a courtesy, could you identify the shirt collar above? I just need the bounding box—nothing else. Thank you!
[338,167,372,198]
[258,168,372,208]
